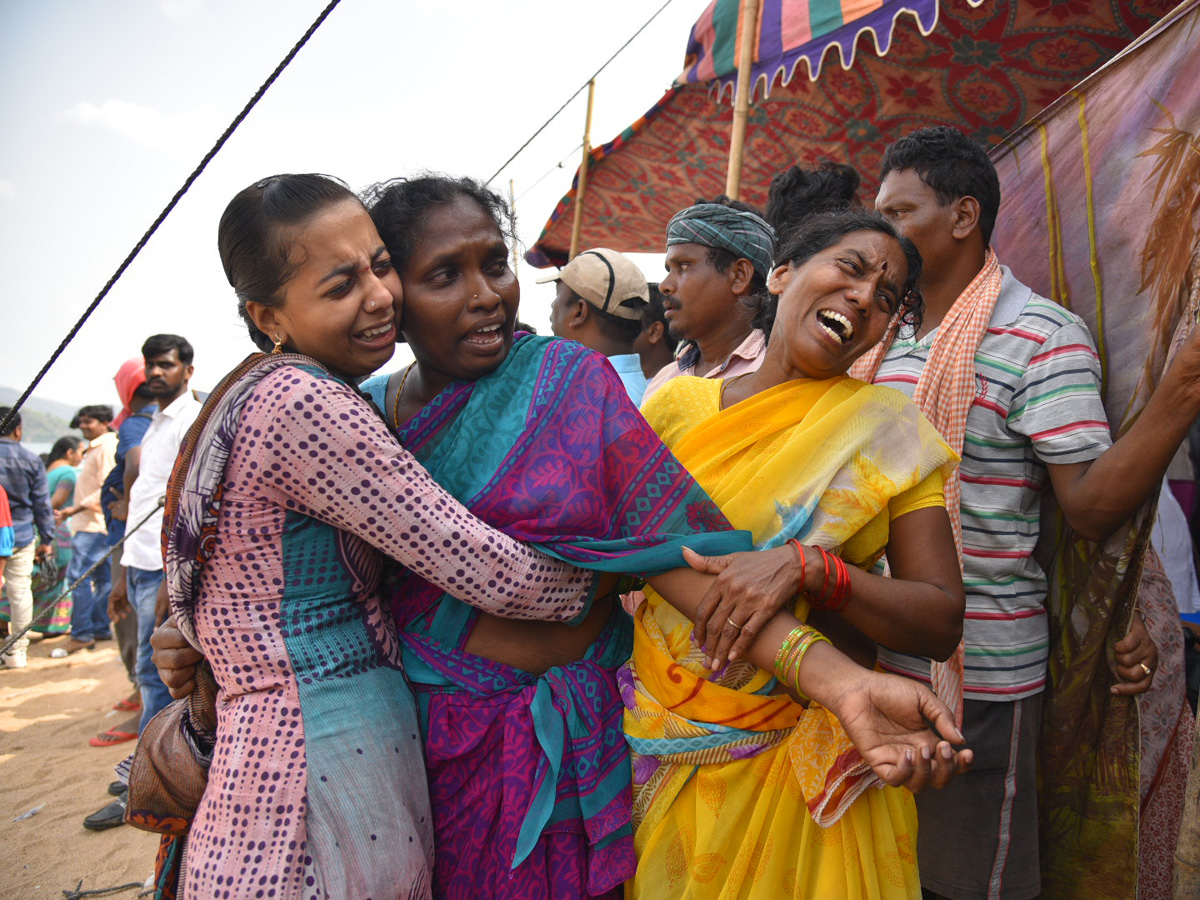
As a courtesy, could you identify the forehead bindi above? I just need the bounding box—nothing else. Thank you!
[875,248,908,295]
[840,234,906,284]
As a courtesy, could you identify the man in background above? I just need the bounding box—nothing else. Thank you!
[859,125,1188,900]
[0,407,54,669]
[86,334,199,831]
[633,284,679,382]
[543,247,650,405]
[112,335,199,730]
[642,201,774,402]
[59,404,118,653]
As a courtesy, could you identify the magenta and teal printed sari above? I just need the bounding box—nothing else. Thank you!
[363,335,749,899]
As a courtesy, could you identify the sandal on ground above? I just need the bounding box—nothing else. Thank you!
[89,728,138,747]
[112,692,142,712]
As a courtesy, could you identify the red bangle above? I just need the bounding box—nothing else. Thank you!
[787,538,807,596]
[810,547,853,612]
[830,554,852,612]
[814,547,831,610]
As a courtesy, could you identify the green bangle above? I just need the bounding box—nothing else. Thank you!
[774,624,830,689]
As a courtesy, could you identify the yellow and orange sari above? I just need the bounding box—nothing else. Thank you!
[623,375,957,899]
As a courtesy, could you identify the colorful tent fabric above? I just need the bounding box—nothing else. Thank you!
[989,3,1200,897]
[681,0,947,98]
[527,0,1178,268]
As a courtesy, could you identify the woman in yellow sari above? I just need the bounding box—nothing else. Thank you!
[624,208,966,899]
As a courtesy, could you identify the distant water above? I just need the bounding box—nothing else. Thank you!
[25,441,52,457]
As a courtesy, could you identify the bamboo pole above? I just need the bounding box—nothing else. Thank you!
[509,178,519,278]
[724,0,761,200]
[569,79,597,260]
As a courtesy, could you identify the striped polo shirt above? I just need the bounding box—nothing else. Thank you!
[874,266,1112,701]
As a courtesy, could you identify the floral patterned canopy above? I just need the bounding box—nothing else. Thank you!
[527,0,1180,267]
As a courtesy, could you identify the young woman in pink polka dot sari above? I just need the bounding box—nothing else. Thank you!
[159,175,605,900]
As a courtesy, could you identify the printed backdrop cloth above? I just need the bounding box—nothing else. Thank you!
[527,0,1178,267]
[364,335,751,899]
[624,374,956,899]
[988,4,1200,898]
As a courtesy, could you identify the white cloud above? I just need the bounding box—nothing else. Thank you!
[158,0,204,20]
[0,180,13,200]
[56,99,219,150]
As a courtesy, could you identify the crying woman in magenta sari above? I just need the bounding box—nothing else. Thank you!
[360,177,746,898]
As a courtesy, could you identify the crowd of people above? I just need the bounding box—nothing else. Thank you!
[2,124,1197,900]
[0,335,202,826]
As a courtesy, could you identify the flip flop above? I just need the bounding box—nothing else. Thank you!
[112,694,142,712]
[89,728,138,747]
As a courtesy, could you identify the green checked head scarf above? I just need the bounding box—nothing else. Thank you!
[666,203,777,280]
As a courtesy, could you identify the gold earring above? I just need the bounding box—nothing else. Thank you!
[271,334,283,354]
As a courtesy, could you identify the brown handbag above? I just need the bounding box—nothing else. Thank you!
[124,662,216,836]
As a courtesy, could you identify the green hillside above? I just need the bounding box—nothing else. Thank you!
[0,388,78,447]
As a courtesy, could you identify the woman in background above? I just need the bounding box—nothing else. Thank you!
[1,435,81,636]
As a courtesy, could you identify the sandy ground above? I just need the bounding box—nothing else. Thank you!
[0,635,161,899]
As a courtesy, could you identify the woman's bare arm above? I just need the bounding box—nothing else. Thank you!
[682,506,964,667]
[256,370,593,622]
[645,566,971,792]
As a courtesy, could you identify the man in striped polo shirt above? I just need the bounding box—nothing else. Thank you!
[865,126,1200,900]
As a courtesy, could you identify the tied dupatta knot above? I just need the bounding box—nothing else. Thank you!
[849,248,1005,726]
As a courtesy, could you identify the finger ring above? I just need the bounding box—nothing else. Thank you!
[1140,662,1152,677]
[727,617,743,631]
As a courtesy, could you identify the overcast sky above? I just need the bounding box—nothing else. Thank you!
[0,0,703,411]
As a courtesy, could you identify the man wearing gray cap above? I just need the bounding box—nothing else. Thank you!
[542,247,651,405]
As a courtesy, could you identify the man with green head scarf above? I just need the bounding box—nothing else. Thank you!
[643,200,776,403]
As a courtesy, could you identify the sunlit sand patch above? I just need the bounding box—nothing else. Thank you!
[0,640,159,897]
